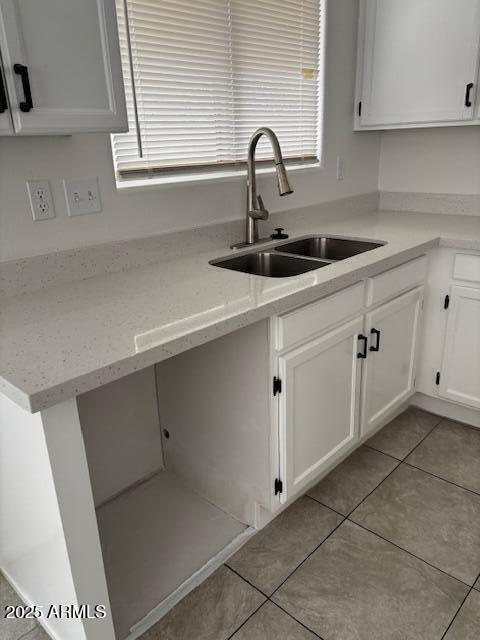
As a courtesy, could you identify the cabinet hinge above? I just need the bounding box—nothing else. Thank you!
[435,371,441,386]
[444,294,450,310]
[358,100,362,117]
[273,376,282,396]
[274,478,283,495]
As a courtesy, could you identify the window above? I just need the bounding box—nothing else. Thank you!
[112,0,322,181]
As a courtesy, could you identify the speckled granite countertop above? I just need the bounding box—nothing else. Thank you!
[1,209,479,413]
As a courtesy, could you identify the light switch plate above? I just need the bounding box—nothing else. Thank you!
[26,180,55,221]
[63,178,102,216]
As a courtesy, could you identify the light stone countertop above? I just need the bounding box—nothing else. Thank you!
[1,209,479,413]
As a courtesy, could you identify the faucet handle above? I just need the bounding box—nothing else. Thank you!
[255,195,269,220]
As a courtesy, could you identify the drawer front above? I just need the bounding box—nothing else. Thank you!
[453,253,480,284]
[276,282,365,351]
[367,255,427,307]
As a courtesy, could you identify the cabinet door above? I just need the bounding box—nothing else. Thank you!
[359,0,480,126]
[278,317,363,501]
[361,287,424,437]
[439,286,480,409]
[0,0,127,134]
[0,59,13,134]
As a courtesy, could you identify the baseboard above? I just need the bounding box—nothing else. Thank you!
[410,392,480,429]
[0,566,63,640]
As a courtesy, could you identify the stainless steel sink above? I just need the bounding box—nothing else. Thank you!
[275,236,384,261]
[210,251,329,278]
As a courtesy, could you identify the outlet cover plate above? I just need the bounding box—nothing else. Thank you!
[26,180,55,221]
[63,178,102,216]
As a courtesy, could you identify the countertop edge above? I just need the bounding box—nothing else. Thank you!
[4,238,439,414]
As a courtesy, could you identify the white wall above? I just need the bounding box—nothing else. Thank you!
[379,127,480,195]
[0,0,381,262]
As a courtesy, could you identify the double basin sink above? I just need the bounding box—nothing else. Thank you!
[210,236,386,278]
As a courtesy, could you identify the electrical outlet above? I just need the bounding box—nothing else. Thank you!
[336,157,345,181]
[63,178,102,216]
[26,180,55,221]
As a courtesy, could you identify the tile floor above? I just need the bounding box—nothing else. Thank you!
[2,408,480,640]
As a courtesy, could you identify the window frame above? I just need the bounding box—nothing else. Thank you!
[112,0,327,189]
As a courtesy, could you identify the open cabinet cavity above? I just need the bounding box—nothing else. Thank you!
[77,321,273,639]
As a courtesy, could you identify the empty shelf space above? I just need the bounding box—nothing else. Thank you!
[96,471,249,639]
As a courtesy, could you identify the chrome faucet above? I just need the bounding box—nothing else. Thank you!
[232,127,293,249]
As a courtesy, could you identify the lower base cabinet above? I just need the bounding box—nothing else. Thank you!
[439,285,480,409]
[278,316,363,501]
[360,286,424,437]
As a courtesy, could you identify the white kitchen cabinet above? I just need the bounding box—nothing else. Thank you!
[0,60,13,133]
[361,286,424,437]
[0,0,127,134]
[355,0,480,129]
[438,285,480,409]
[278,316,363,501]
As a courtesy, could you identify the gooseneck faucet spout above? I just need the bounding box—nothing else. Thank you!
[242,127,293,246]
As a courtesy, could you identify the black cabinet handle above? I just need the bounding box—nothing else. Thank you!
[0,70,7,113]
[13,63,33,112]
[357,334,368,359]
[370,327,381,352]
[465,82,474,108]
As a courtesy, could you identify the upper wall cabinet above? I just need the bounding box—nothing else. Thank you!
[0,0,127,135]
[355,0,480,130]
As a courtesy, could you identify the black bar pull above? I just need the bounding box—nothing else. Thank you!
[357,334,368,359]
[369,328,381,352]
[444,294,450,310]
[0,70,7,113]
[13,63,33,112]
[465,82,474,108]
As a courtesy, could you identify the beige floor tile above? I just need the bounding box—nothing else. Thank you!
[0,573,37,640]
[231,601,316,640]
[366,407,441,459]
[140,566,264,640]
[443,589,480,640]
[308,446,398,514]
[273,520,467,640]
[227,496,342,595]
[406,419,480,493]
[351,464,480,584]
[21,626,51,640]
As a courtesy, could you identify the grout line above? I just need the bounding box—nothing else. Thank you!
[268,516,347,598]
[224,565,270,599]
[305,494,346,517]
[348,520,472,589]
[439,541,480,638]
[365,412,443,463]
[402,461,480,498]
[267,600,324,639]
[345,459,402,519]
[439,585,474,640]
[14,626,43,640]
[400,416,443,459]
[436,415,480,434]
[225,597,268,640]
[363,443,403,462]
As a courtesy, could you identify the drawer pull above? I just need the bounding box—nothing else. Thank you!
[465,82,474,108]
[370,328,381,352]
[357,334,368,359]
[13,63,33,112]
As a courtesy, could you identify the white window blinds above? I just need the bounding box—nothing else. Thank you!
[112,0,321,178]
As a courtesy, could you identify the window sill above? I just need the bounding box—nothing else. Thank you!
[115,161,321,191]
